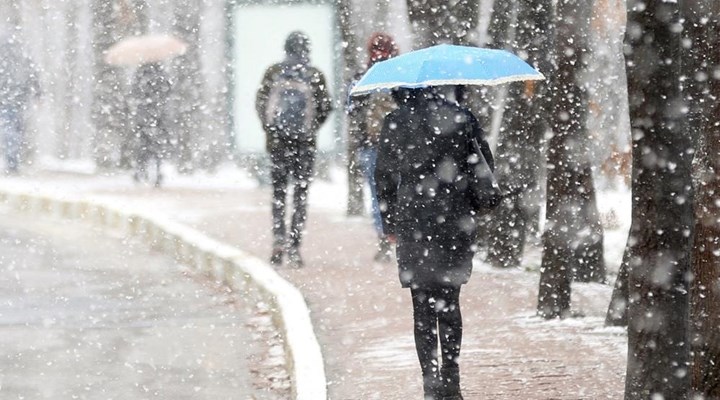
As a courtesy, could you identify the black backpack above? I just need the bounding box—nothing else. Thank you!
[265,67,315,135]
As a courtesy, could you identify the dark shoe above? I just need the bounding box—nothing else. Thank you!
[422,372,442,400]
[270,247,283,266]
[287,247,304,268]
[440,367,462,400]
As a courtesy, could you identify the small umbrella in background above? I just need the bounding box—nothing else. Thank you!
[105,34,188,66]
[350,44,544,96]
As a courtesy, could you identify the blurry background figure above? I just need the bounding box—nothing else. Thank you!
[129,62,171,187]
[348,32,399,262]
[105,34,187,187]
[256,31,333,268]
[0,34,39,175]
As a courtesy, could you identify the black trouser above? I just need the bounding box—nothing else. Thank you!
[411,286,462,378]
[134,128,165,181]
[270,142,315,249]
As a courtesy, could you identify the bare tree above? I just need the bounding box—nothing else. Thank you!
[684,2,720,398]
[486,0,515,49]
[405,0,479,47]
[537,0,606,318]
[91,0,124,168]
[485,0,552,270]
[609,0,693,397]
[336,0,364,216]
[172,0,205,172]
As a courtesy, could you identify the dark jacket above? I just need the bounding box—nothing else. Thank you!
[348,86,397,149]
[375,89,494,289]
[131,63,171,152]
[256,60,332,152]
[0,39,39,112]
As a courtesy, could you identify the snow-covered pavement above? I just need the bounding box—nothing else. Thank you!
[0,165,630,399]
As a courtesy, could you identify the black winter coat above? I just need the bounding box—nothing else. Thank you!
[375,91,494,289]
[131,63,171,154]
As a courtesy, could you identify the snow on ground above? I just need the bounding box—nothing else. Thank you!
[1,161,631,397]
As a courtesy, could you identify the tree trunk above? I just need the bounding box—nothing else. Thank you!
[606,250,629,326]
[619,0,693,398]
[172,0,204,172]
[91,0,125,169]
[537,0,605,318]
[485,0,552,270]
[336,0,364,216]
[486,0,515,49]
[684,4,720,398]
[405,0,479,47]
[689,72,720,399]
[59,2,79,160]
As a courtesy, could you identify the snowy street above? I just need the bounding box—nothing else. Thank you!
[9,0,712,397]
[0,169,629,399]
[0,207,289,400]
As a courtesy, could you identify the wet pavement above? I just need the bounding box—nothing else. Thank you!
[1,170,628,399]
[0,207,289,400]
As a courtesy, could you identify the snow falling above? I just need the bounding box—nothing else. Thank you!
[1,1,719,399]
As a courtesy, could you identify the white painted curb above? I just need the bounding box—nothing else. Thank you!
[0,188,327,400]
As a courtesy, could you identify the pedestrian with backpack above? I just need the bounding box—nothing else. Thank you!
[256,31,333,268]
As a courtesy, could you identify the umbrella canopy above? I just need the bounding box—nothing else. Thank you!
[350,44,544,96]
[105,34,188,66]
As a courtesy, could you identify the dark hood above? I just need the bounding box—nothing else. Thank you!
[391,87,446,110]
[284,31,310,65]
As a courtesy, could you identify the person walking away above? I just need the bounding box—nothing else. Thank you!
[256,31,333,268]
[130,62,171,187]
[348,32,399,262]
[375,87,495,400]
[0,36,39,174]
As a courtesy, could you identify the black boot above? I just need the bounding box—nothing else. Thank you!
[441,367,463,400]
[287,246,304,268]
[422,371,443,400]
[270,247,283,266]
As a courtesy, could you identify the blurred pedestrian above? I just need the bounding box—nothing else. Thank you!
[256,31,332,268]
[130,62,171,187]
[348,32,399,262]
[375,87,494,400]
[0,35,39,174]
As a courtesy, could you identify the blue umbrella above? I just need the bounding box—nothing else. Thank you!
[350,44,544,96]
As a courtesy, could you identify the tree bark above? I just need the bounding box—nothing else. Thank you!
[172,0,205,172]
[537,0,606,318]
[486,0,515,49]
[91,0,126,169]
[606,250,629,326]
[405,0,479,47]
[684,3,720,398]
[486,0,552,270]
[618,0,693,398]
[336,0,364,216]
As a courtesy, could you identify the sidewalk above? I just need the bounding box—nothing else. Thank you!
[2,168,627,399]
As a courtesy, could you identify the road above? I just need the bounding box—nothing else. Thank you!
[0,208,289,400]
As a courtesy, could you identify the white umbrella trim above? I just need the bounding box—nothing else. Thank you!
[350,73,546,96]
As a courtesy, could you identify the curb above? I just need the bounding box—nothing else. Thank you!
[0,188,327,400]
